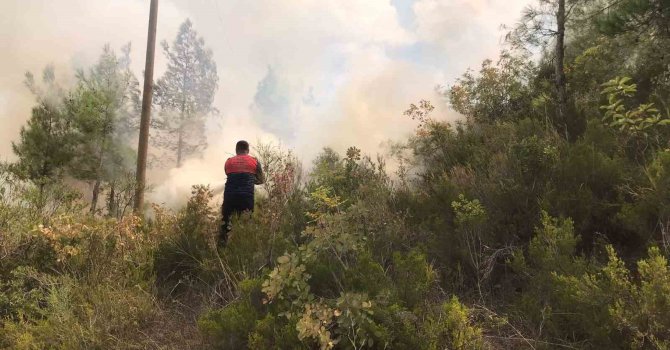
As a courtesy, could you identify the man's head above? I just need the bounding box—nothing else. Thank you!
[235,140,250,155]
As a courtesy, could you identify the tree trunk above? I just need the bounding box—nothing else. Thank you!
[177,124,183,168]
[176,97,186,168]
[37,160,49,213]
[89,143,106,215]
[176,53,189,168]
[90,179,101,214]
[37,182,46,217]
[107,181,117,218]
[555,0,569,138]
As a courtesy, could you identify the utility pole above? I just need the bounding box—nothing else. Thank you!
[134,0,159,214]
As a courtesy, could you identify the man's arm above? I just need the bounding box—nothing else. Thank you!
[255,159,266,185]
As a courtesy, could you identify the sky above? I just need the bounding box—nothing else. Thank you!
[0,0,531,205]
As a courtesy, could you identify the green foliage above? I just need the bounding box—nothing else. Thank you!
[199,279,263,349]
[527,212,583,273]
[425,296,485,350]
[508,212,595,346]
[10,66,78,213]
[60,44,140,214]
[618,149,670,244]
[613,246,670,348]
[601,76,670,144]
[1,276,157,350]
[11,102,74,185]
[0,165,83,229]
[510,210,670,347]
[448,53,535,123]
[596,0,670,37]
[247,314,304,349]
[70,45,138,154]
[452,194,487,227]
[0,266,49,322]
[510,135,558,184]
[0,206,178,349]
[545,138,632,249]
[153,185,218,297]
[391,250,437,309]
[308,147,388,208]
[249,184,485,350]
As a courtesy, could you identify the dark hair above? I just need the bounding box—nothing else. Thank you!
[235,140,250,154]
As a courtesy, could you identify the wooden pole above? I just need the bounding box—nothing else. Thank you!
[134,0,159,213]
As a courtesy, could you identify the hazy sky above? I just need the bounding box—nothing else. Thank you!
[0,0,531,204]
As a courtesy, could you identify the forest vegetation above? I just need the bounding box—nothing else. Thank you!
[2,0,670,349]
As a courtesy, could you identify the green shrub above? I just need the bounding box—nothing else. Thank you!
[153,186,217,297]
[546,140,631,250]
[0,266,49,322]
[618,149,670,246]
[510,212,594,344]
[391,250,436,309]
[199,299,259,348]
[248,314,303,349]
[342,253,393,299]
[425,296,485,350]
[597,246,670,348]
[223,208,294,279]
[1,276,157,349]
[199,278,301,349]
[369,303,421,350]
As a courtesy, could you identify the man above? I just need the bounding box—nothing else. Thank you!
[219,140,265,247]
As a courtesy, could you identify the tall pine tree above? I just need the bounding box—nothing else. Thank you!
[12,66,75,201]
[508,0,587,140]
[154,19,218,168]
[67,44,140,214]
[597,0,670,37]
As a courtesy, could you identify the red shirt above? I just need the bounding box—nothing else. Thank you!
[225,154,258,175]
[224,154,263,196]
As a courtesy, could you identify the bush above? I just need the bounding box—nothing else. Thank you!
[199,278,305,349]
[425,296,485,350]
[391,250,437,309]
[510,212,593,345]
[1,274,158,349]
[585,246,670,348]
[248,314,304,349]
[199,279,262,349]
[153,186,218,297]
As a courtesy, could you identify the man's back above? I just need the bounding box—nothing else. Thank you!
[224,154,263,196]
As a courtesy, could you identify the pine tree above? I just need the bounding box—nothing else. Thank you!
[66,44,140,214]
[12,66,75,201]
[154,19,218,168]
[597,0,670,37]
[508,0,586,140]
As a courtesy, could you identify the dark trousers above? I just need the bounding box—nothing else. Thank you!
[219,193,254,245]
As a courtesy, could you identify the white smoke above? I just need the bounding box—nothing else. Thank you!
[0,0,185,161]
[0,0,531,208]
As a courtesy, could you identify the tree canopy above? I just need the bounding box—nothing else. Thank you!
[154,19,218,168]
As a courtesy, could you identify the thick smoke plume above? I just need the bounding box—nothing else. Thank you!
[1,0,531,208]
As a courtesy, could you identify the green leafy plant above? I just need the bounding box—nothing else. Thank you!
[601,76,670,140]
